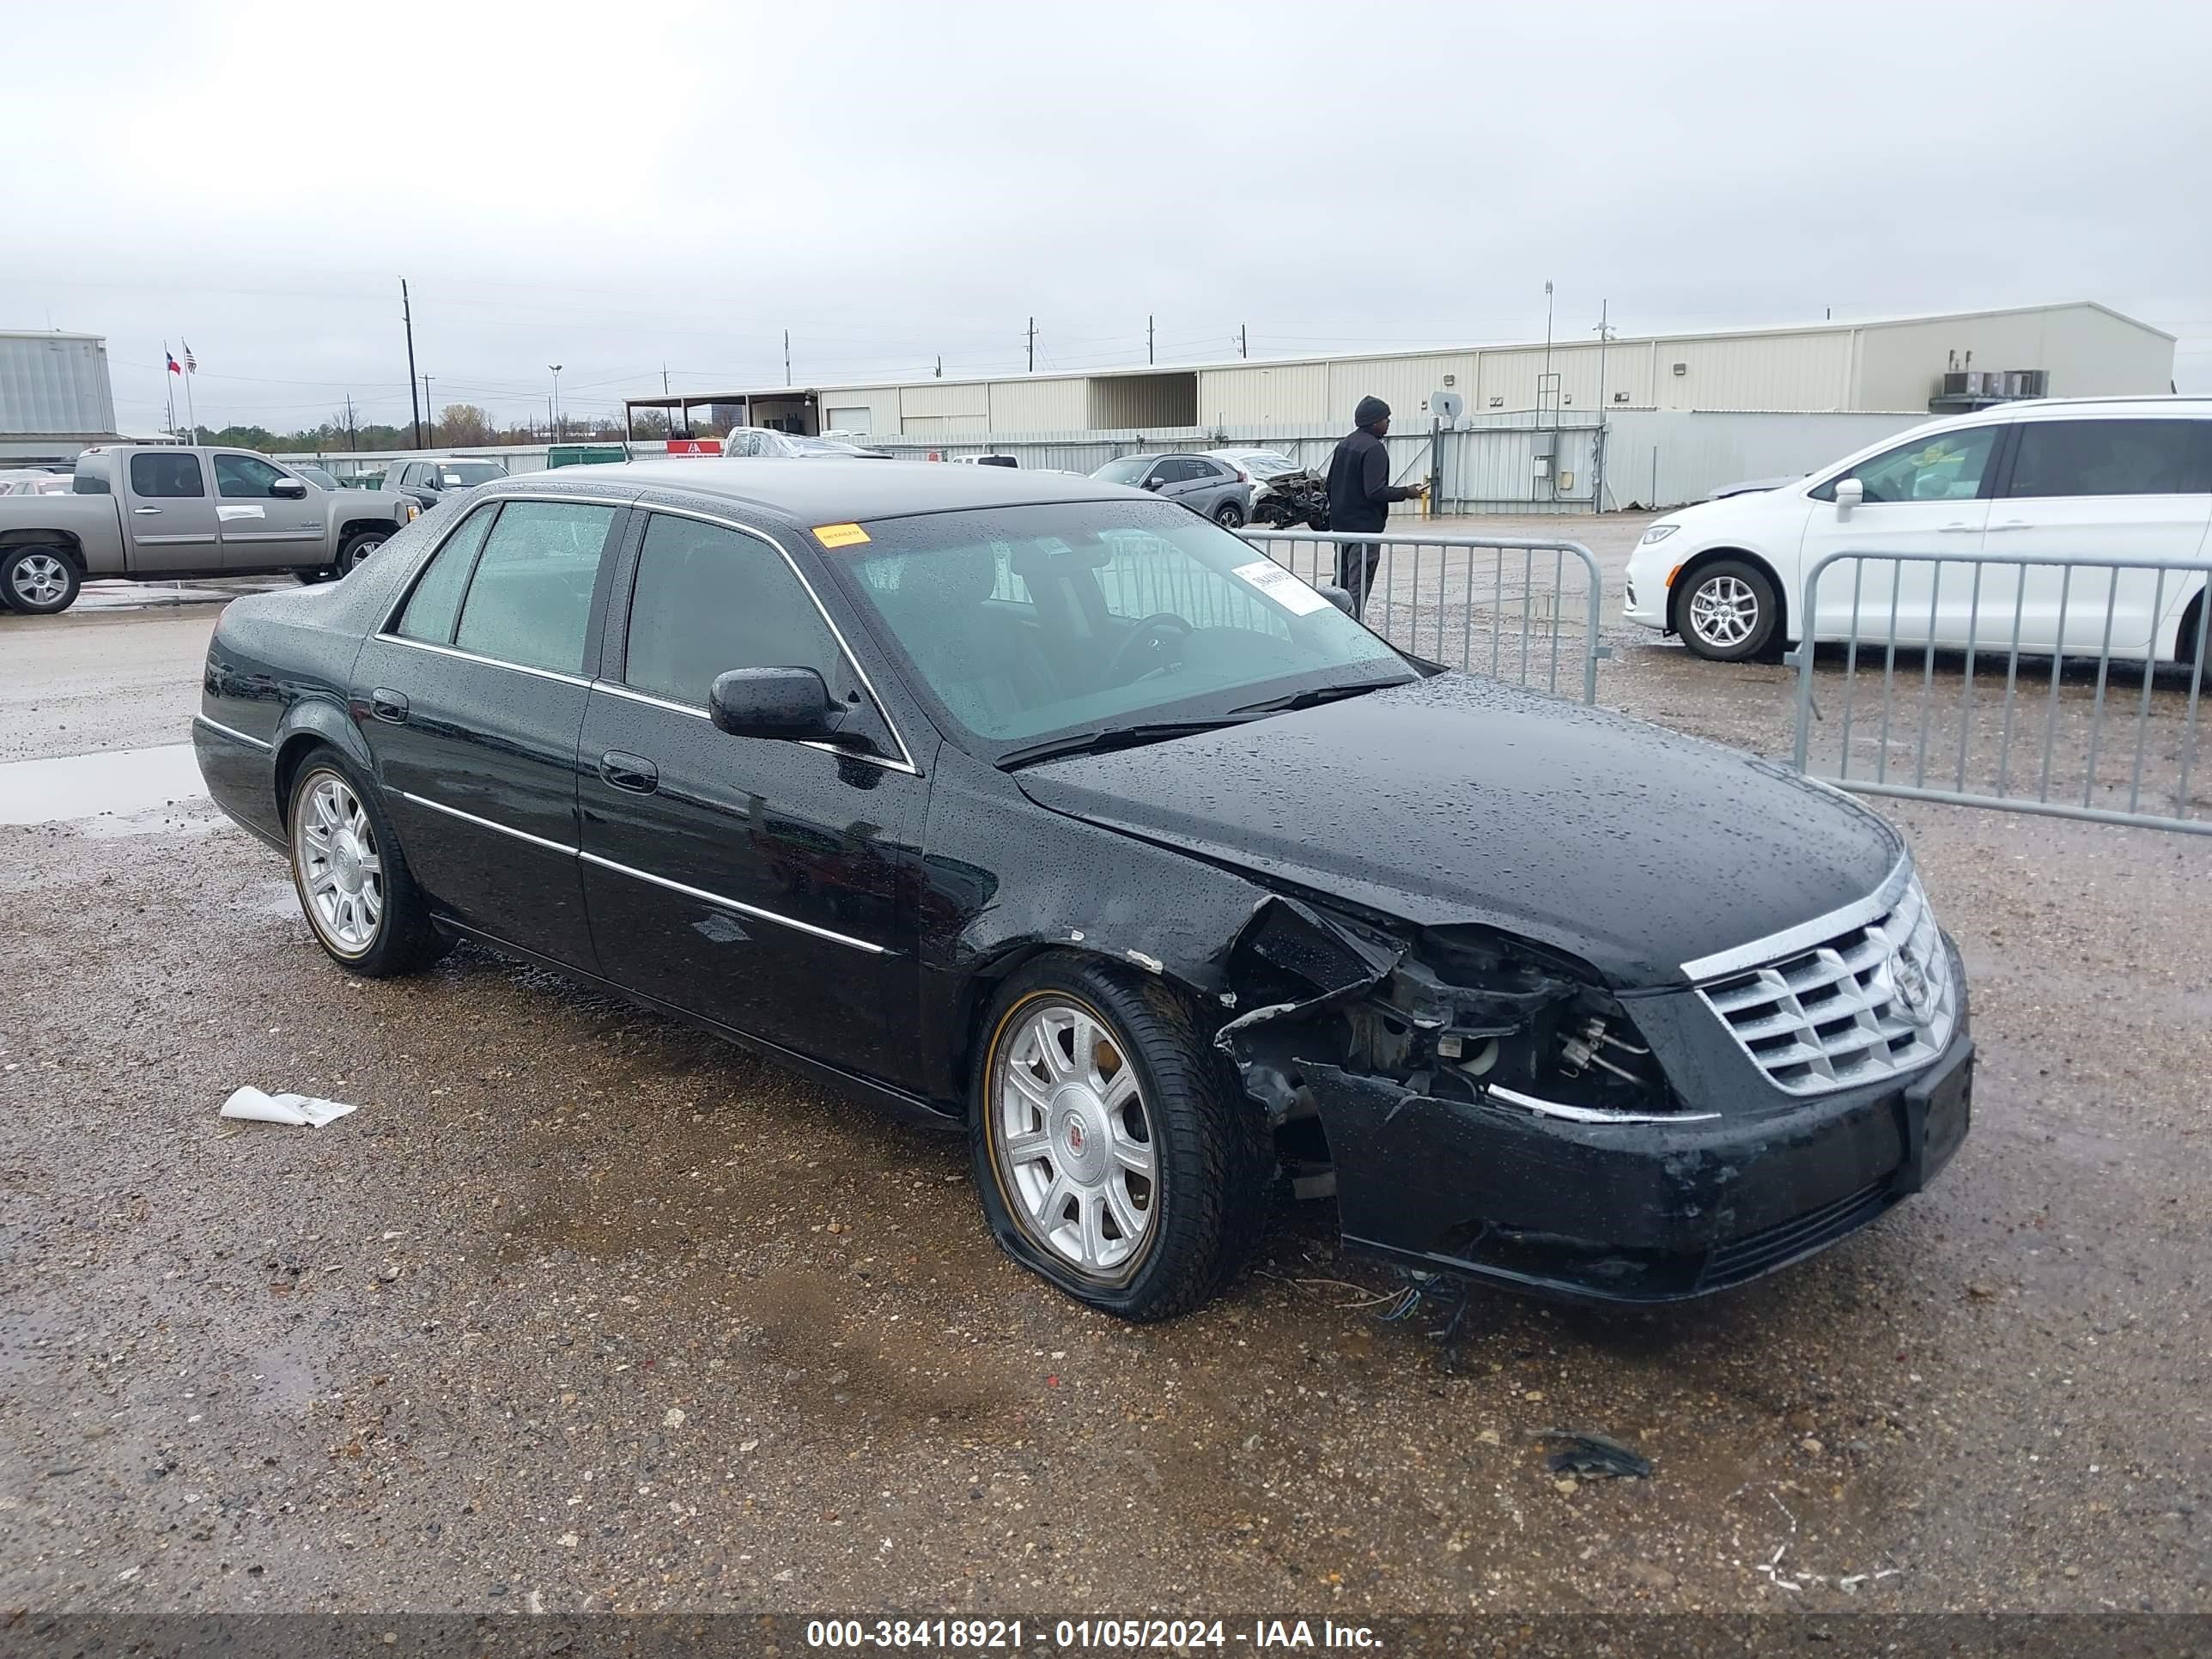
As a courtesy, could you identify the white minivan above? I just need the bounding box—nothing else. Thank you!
[1623,398,2212,670]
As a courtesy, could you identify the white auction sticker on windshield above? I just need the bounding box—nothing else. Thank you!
[1231,558,1332,616]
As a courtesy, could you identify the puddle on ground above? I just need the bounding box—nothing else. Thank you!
[0,742,207,826]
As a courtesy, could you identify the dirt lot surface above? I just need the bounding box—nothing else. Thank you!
[3,537,2209,1621]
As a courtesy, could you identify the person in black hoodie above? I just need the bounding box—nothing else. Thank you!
[1324,395,1424,617]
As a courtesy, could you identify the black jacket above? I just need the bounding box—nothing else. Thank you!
[1326,427,1417,534]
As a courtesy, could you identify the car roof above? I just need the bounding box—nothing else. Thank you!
[501,457,1133,522]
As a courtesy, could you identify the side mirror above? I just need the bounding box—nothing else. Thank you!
[1142,477,1164,491]
[708,665,841,741]
[271,477,308,500]
[1832,477,1864,511]
[1316,583,1357,617]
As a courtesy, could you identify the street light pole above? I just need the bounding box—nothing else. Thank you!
[548,364,562,441]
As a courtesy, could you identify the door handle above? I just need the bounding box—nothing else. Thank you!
[1937,521,1976,532]
[599,750,659,793]
[133,506,162,515]
[1988,520,2032,532]
[369,688,409,723]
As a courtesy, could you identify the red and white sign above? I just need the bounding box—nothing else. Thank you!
[665,437,722,455]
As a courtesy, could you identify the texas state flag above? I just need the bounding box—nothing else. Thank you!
[166,349,182,375]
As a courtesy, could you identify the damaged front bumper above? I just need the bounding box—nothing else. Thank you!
[1218,896,1972,1304]
[1295,1021,1971,1302]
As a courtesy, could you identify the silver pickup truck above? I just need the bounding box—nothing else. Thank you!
[0,445,423,616]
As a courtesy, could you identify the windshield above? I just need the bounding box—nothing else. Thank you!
[1091,457,1154,485]
[441,462,505,487]
[787,435,873,456]
[826,500,1412,754]
[1233,453,1299,477]
[294,465,339,489]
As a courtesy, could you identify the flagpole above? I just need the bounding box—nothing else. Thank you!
[164,344,176,437]
[182,358,198,444]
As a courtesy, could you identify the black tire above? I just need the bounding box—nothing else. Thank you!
[293,566,337,586]
[969,955,1273,1322]
[285,749,449,977]
[1213,500,1247,529]
[1674,556,1779,662]
[1,545,82,616]
[336,529,386,576]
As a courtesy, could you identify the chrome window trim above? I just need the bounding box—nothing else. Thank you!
[623,501,921,775]
[577,850,887,955]
[373,634,592,689]
[393,790,578,856]
[586,679,921,776]
[1483,1083,1720,1126]
[193,714,272,752]
[1679,854,1913,984]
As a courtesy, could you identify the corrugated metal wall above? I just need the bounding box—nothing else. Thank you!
[1196,361,1328,427]
[1653,331,1855,412]
[0,334,118,436]
[985,376,1086,431]
[817,386,902,434]
[1599,410,1925,508]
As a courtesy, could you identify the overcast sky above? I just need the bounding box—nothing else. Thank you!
[11,0,2210,434]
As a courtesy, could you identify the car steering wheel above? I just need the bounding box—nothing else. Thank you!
[1105,613,1194,684]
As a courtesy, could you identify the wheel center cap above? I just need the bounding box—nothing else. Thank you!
[332,832,364,894]
[1050,1085,1109,1183]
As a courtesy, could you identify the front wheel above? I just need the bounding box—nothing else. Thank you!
[336,530,386,575]
[2,546,82,615]
[969,957,1273,1322]
[1676,558,1779,661]
[1213,500,1247,529]
[287,752,448,976]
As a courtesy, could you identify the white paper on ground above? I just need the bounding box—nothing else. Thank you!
[220,1085,358,1127]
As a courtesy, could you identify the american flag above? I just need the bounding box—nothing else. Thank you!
[181,341,198,374]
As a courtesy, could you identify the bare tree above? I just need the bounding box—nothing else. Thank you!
[438,404,495,447]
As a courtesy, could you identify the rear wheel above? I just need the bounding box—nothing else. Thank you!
[1213,500,1247,529]
[1,546,82,615]
[1676,557,1779,662]
[970,957,1272,1322]
[286,751,448,976]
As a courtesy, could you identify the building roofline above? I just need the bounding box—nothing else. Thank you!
[0,330,107,343]
[622,301,2174,409]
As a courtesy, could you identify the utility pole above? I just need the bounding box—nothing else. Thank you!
[661,363,671,396]
[784,329,791,387]
[343,393,357,452]
[934,355,943,379]
[421,375,434,445]
[401,278,422,449]
[1239,324,1248,360]
[548,364,562,442]
[1147,315,1155,366]
[1593,299,1615,514]
[1026,316,1036,374]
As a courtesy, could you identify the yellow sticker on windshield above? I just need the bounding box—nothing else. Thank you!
[813,522,871,548]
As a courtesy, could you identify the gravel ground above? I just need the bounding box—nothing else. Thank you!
[3,533,2210,1620]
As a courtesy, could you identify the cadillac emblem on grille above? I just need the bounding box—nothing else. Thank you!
[1892,954,1935,1025]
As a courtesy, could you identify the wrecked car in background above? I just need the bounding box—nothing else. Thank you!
[192,460,1972,1322]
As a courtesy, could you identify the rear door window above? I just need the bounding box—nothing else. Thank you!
[129,453,206,498]
[395,503,501,645]
[2005,419,2212,498]
[452,501,620,674]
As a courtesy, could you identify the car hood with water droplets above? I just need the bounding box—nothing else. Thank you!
[1012,673,1902,989]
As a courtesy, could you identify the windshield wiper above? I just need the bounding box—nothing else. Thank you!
[995,718,1250,771]
[1228,678,1409,717]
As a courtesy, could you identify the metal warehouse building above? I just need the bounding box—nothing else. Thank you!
[1,330,121,463]
[623,301,2176,510]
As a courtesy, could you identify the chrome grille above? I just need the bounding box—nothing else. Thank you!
[1693,872,1955,1096]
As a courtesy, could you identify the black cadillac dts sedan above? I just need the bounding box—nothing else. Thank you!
[193,460,1972,1320]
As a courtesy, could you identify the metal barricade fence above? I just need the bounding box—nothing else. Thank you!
[1790,550,2212,835]
[1238,530,1607,703]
